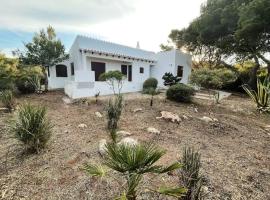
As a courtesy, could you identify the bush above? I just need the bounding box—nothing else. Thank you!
[16,66,43,94]
[12,104,53,153]
[162,72,181,86]
[166,84,195,103]
[143,78,158,91]
[0,90,15,112]
[179,147,203,200]
[189,68,237,90]
[106,95,123,132]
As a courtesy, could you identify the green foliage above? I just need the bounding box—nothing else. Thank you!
[166,84,195,103]
[0,90,15,112]
[84,143,183,200]
[162,72,181,86]
[143,78,158,91]
[100,70,125,94]
[189,68,237,89]
[157,186,187,198]
[0,54,18,91]
[11,104,53,153]
[179,147,203,200]
[16,26,68,91]
[106,95,123,132]
[16,66,43,94]
[243,78,270,112]
[83,164,107,177]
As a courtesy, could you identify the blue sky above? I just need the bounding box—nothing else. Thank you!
[0,0,205,57]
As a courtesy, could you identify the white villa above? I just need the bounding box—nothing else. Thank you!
[48,35,192,99]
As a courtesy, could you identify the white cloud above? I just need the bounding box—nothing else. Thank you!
[0,0,205,51]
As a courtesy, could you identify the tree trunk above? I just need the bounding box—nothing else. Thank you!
[43,66,49,92]
[248,56,260,90]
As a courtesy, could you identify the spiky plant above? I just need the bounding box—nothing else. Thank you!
[106,95,123,131]
[84,143,185,200]
[11,104,53,153]
[28,75,42,94]
[243,78,270,113]
[179,147,203,200]
[0,90,15,112]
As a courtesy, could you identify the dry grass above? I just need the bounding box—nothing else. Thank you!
[0,91,270,200]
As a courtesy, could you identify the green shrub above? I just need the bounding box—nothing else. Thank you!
[243,78,270,113]
[16,66,43,94]
[84,143,184,199]
[143,78,158,91]
[189,68,237,89]
[166,84,195,103]
[0,90,15,112]
[179,147,203,200]
[106,95,123,132]
[162,72,181,86]
[0,54,17,91]
[99,70,125,95]
[12,104,53,153]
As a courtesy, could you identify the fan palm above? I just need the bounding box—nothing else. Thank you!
[84,143,185,200]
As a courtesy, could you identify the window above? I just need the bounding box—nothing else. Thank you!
[121,65,127,76]
[177,66,183,78]
[56,65,68,77]
[139,67,144,74]
[71,62,75,75]
[128,65,132,81]
[91,62,106,81]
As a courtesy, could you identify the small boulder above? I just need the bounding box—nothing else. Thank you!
[99,139,107,156]
[118,137,138,146]
[182,115,189,120]
[156,111,181,123]
[95,112,103,118]
[147,127,160,134]
[117,130,133,137]
[64,130,69,134]
[199,116,217,123]
[133,108,143,113]
[78,123,87,128]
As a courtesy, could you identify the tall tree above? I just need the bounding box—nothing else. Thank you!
[163,0,270,87]
[17,26,68,91]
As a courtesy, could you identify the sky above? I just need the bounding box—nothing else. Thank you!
[0,0,206,57]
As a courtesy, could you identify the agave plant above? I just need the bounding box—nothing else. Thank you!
[179,147,203,200]
[0,90,15,112]
[242,78,270,112]
[28,75,42,94]
[84,143,186,200]
[11,104,53,153]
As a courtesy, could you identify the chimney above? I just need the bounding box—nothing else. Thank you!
[136,41,140,49]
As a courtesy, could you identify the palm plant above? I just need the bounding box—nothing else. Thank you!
[0,90,15,112]
[106,95,123,131]
[84,143,186,200]
[11,104,53,153]
[243,78,270,112]
[179,147,203,200]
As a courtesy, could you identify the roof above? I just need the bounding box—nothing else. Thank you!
[76,35,157,62]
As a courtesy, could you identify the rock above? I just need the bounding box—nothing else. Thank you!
[200,116,213,123]
[62,97,73,104]
[64,130,69,134]
[78,123,87,128]
[133,108,143,113]
[99,139,107,156]
[118,137,138,146]
[212,118,218,122]
[95,111,103,118]
[182,115,189,120]
[147,127,160,134]
[156,111,181,123]
[117,130,133,137]
[194,108,198,113]
[201,186,209,194]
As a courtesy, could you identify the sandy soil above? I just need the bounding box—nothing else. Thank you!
[0,91,269,200]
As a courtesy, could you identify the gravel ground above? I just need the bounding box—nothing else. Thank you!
[0,91,269,200]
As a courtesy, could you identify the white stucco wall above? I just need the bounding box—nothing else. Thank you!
[48,60,74,89]
[64,56,152,98]
[150,49,192,87]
